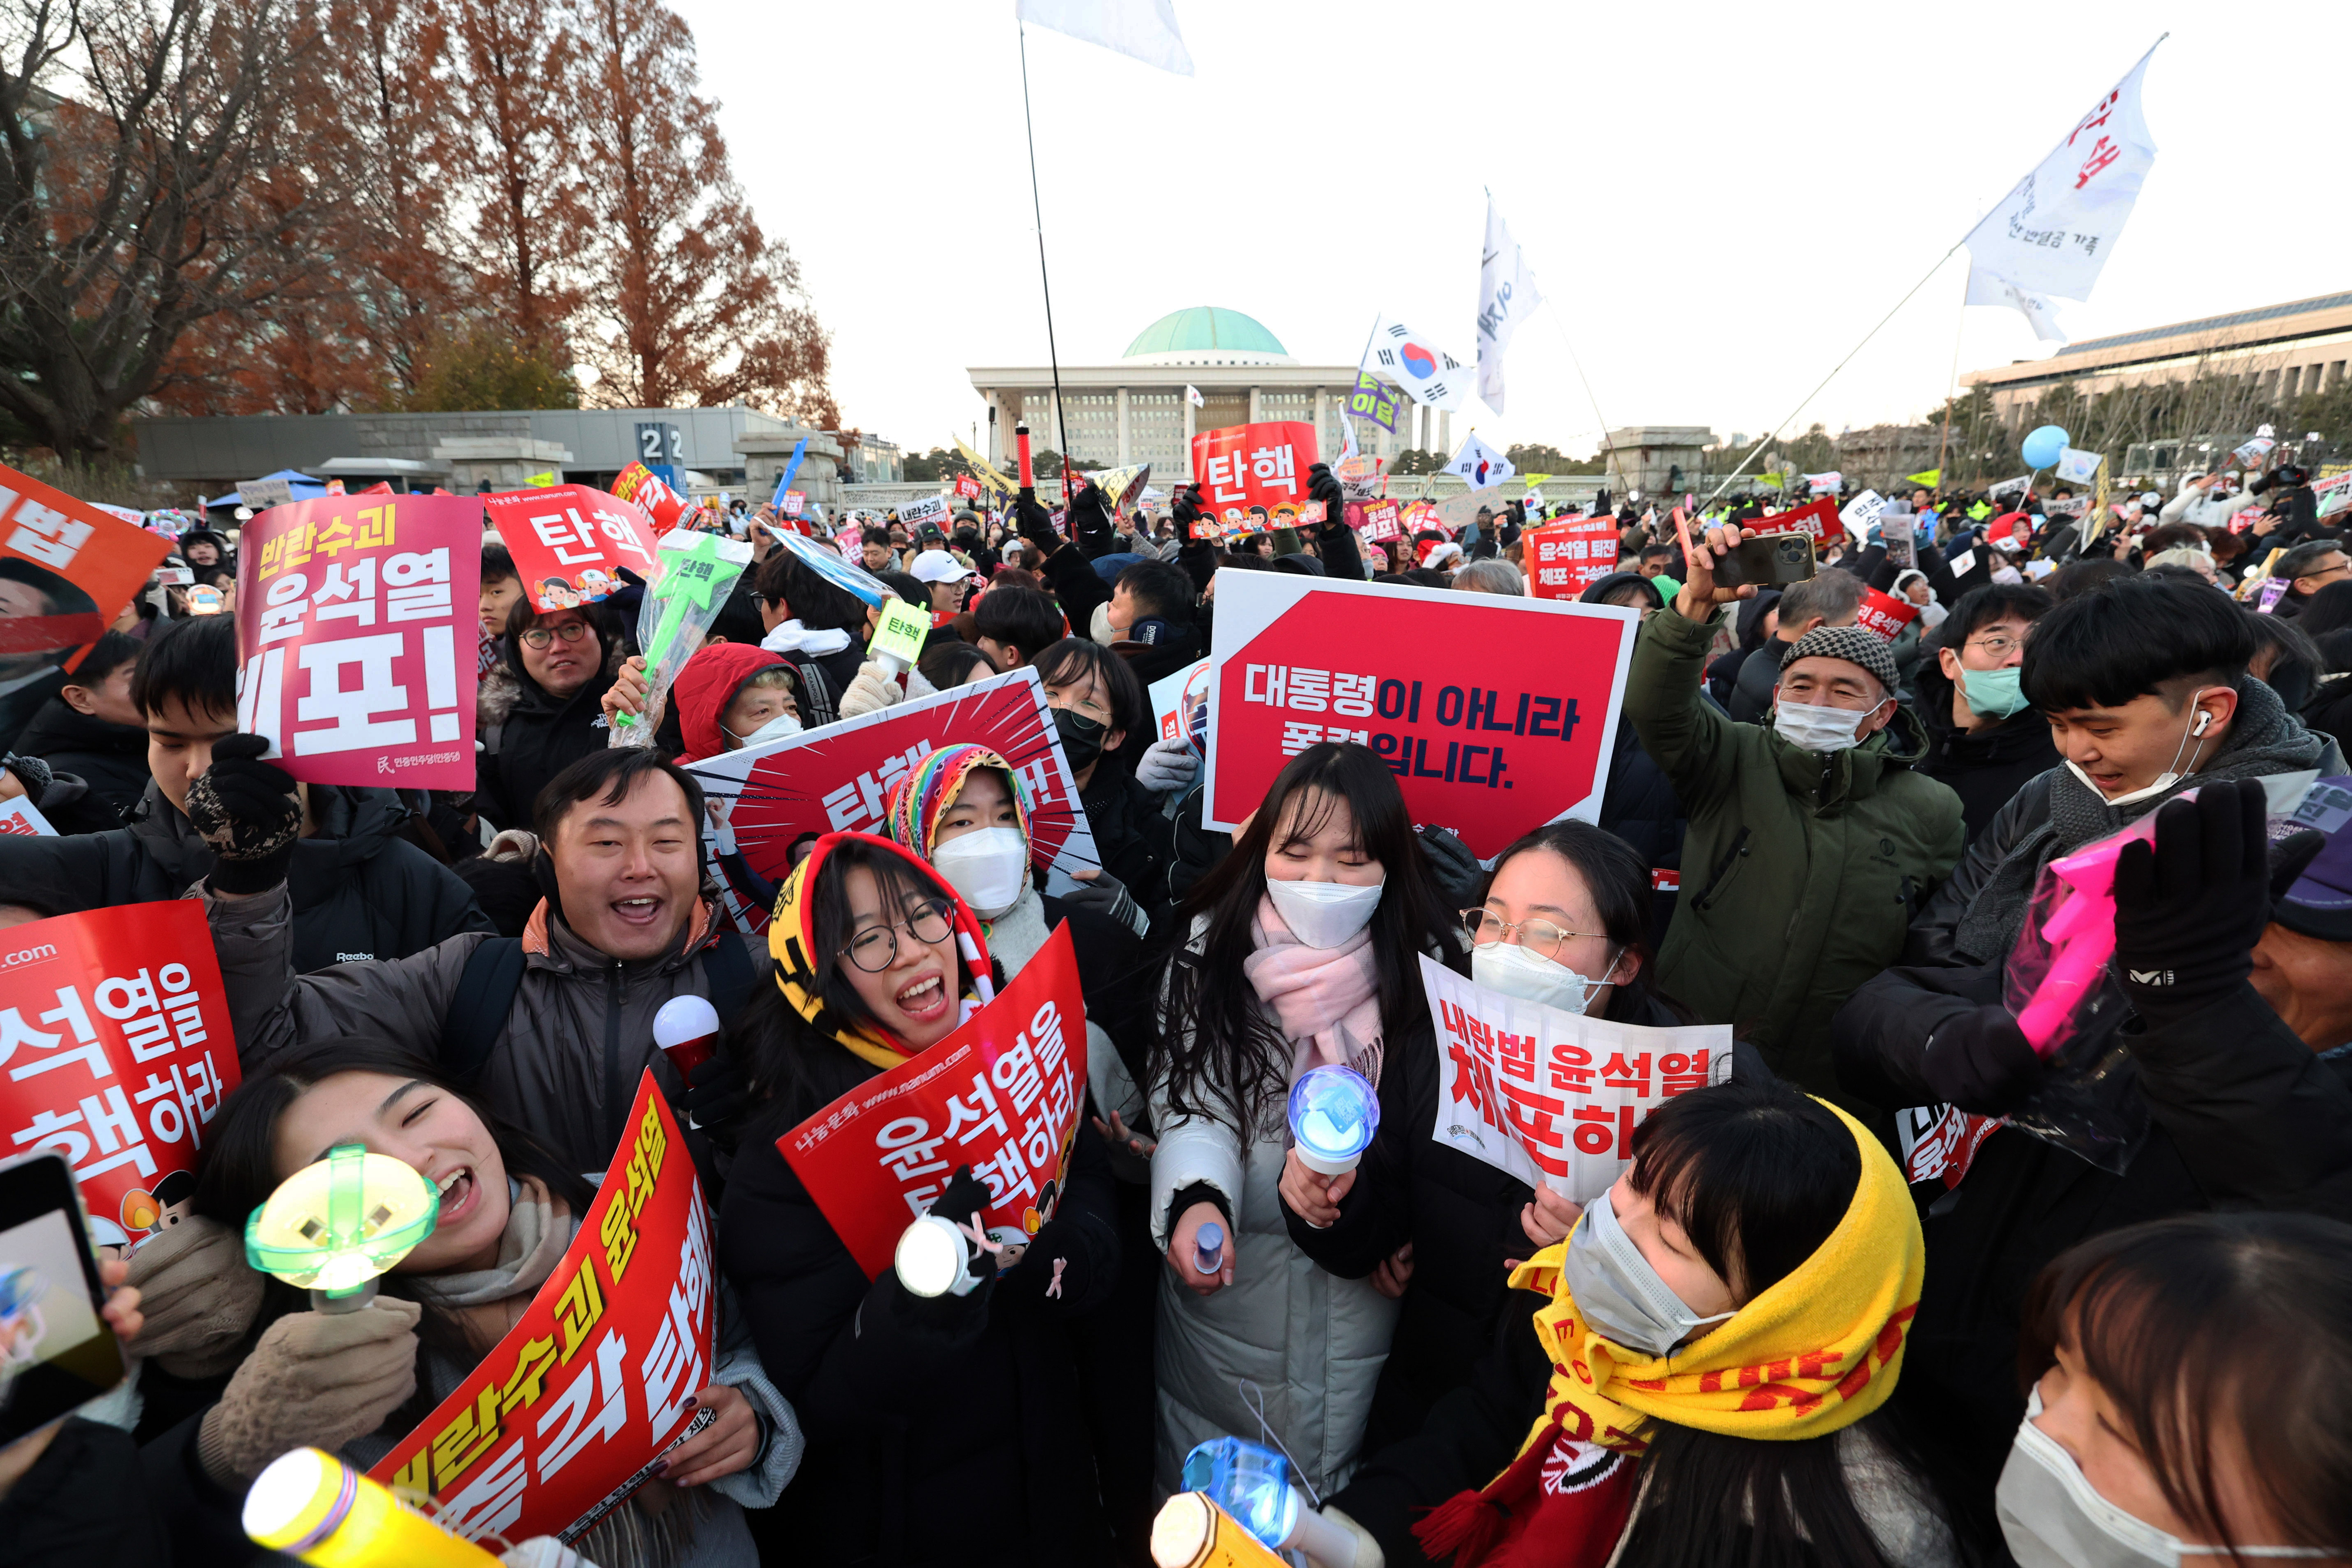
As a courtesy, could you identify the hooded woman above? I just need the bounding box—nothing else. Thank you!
[713,834,1121,1567]
[1321,1078,1976,1568]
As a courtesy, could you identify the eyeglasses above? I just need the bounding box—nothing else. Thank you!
[1965,633,2023,660]
[520,621,592,650]
[841,900,956,972]
[1459,909,1607,964]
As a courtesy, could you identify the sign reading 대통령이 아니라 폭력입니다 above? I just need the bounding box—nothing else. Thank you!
[1202,572,1639,858]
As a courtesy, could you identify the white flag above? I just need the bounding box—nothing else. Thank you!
[2054,447,2102,484]
[1014,0,1192,75]
[1962,43,2160,302]
[1805,472,1843,495]
[1361,317,1471,412]
[1966,265,2071,344]
[1184,383,1204,408]
[1446,433,1515,490]
[1475,195,1542,414]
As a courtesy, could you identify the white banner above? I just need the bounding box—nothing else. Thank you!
[1965,265,2071,344]
[1475,196,1543,415]
[1962,43,2160,302]
[1423,958,1732,1201]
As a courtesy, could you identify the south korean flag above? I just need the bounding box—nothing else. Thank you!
[1361,316,1471,412]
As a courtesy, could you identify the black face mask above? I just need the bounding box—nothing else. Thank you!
[1054,706,1107,770]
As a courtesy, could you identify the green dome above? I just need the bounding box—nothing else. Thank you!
[1124,306,1287,359]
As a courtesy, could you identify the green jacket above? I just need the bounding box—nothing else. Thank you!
[1625,606,1964,1099]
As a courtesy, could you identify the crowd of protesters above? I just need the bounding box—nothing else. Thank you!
[1,445,2349,1568]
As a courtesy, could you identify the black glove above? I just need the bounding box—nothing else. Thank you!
[1015,492,1061,553]
[185,734,302,895]
[1066,480,1116,559]
[1416,825,1483,914]
[681,1054,750,1149]
[1063,869,1148,938]
[1306,463,1345,534]
[2111,780,2271,1027]
[1171,484,1208,546]
[1920,1005,2046,1116]
[927,1165,996,1289]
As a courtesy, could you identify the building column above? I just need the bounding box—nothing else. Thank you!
[1249,385,1262,423]
[1117,388,1131,464]
[1417,402,1430,455]
[1438,410,1452,461]
[1183,391,1197,484]
[1313,387,1328,456]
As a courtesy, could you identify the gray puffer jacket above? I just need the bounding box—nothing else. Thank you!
[1147,921,1402,1500]
[202,882,761,1176]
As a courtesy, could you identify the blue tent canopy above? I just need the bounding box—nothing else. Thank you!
[205,469,329,509]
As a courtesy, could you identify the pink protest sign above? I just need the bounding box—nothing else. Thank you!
[233,494,482,789]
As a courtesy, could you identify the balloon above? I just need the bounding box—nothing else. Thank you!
[2021,426,2071,470]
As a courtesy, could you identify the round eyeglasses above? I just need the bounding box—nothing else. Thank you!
[842,900,956,972]
[1459,909,1607,964]
[520,621,593,650]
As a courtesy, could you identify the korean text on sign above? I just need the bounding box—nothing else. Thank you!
[0,461,173,677]
[372,1072,714,1544]
[483,484,663,611]
[0,901,239,1245]
[783,925,1090,1278]
[1524,520,1622,600]
[1421,956,1730,1201]
[233,493,483,790]
[1188,422,1319,542]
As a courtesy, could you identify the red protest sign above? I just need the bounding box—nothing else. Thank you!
[953,474,983,500]
[484,484,662,611]
[1749,497,1839,550]
[683,667,1099,933]
[781,923,1088,1278]
[233,493,482,790]
[1855,587,1919,642]
[1189,422,1319,541]
[1347,499,1402,544]
[370,1071,715,1547]
[612,463,691,536]
[1203,573,1639,857]
[1525,518,1621,600]
[1,461,173,670]
[0,901,238,1251]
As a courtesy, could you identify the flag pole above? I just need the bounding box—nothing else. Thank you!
[1016,22,1073,502]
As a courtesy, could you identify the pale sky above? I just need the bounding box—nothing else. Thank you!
[672,0,2352,463]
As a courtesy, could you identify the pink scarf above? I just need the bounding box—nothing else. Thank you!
[1243,895,1386,1086]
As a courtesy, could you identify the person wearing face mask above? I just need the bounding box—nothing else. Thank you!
[1030,637,1170,935]
[1148,743,1459,1502]
[711,834,1122,1567]
[1906,573,2341,972]
[1619,516,1963,1104]
[1317,1076,1980,1568]
[2002,1212,2352,1568]
[169,1037,797,1568]
[1916,583,2060,842]
[1280,821,1761,1457]
[599,641,805,765]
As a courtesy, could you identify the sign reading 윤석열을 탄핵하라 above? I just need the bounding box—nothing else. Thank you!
[1202,571,1639,858]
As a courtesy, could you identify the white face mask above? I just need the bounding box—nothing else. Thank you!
[726,710,803,749]
[931,827,1029,920]
[1264,875,1385,950]
[1472,940,1620,1015]
[1773,697,1879,754]
[1996,1388,2334,1568]
[2062,688,2216,810]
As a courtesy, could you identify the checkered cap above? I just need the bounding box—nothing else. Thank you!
[1779,624,1899,694]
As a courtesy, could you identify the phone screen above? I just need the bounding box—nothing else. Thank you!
[0,1156,126,1446]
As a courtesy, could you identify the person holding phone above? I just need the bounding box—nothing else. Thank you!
[1618,513,1963,1105]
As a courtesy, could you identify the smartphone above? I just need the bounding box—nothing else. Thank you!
[0,1152,126,1447]
[1715,532,1817,588]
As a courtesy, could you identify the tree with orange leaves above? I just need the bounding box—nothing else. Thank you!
[570,0,836,427]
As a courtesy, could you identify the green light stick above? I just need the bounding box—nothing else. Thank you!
[246,1143,438,1313]
[617,530,751,735]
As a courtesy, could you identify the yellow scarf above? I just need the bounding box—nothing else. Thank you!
[1510,1098,1922,1456]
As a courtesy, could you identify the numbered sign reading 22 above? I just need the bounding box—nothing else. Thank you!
[233,493,484,790]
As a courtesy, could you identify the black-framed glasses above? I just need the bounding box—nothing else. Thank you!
[1965,633,2023,660]
[841,900,956,972]
[520,621,592,649]
[1459,909,1607,964]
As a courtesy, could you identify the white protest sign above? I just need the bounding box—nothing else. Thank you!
[0,793,58,837]
[1839,489,1889,540]
[241,476,295,510]
[898,495,951,533]
[1950,549,1979,577]
[1423,958,1732,1201]
[1804,472,1843,495]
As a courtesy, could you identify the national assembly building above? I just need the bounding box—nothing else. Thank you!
[967,306,1455,484]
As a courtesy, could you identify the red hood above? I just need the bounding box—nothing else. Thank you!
[674,641,788,762]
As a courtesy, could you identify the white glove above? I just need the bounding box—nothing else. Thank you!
[1135,735,1200,794]
[836,660,905,721]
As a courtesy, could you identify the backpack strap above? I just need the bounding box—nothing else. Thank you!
[701,933,757,1024]
[443,937,527,1089]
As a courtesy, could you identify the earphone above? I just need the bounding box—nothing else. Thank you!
[2193,710,2212,736]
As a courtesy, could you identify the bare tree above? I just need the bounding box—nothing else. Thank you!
[0,0,343,455]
